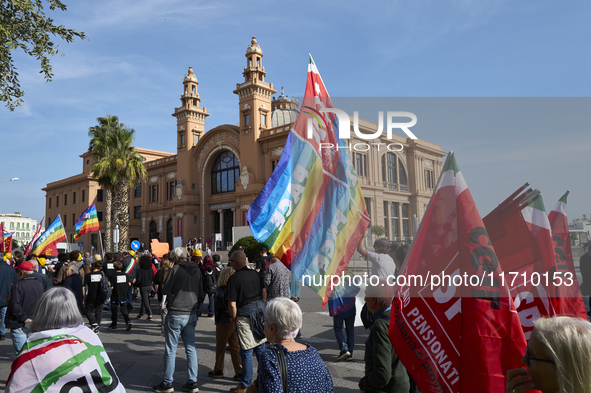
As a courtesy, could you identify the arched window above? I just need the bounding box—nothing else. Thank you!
[399,158,408,191]
[211,151,240,195]
[149,220,157,241]
[166,218,173,250]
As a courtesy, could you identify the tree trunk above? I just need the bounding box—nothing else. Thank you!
[115,178,130,252]
[104,189,113,252]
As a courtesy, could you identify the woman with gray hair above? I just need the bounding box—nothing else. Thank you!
[6,287,125,392]
[506,316,591,393]
[250,297,333,392]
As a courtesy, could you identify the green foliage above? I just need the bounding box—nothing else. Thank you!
[228,236,264,265]
[1,0,86,110]
[370,225,386,237]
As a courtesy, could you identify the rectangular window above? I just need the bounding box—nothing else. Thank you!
[135,184,142,197]
[151,185,158,202]
[402,203,410,218]
[56,196,59,207]
[82,190,85,202]
[356,154,363,176]
[180,134,185,145]
[64,194,67,206]
[245,113,250,127]
[391,218,399,238]
[134,206,141,219]
[63,215,67,227]
[73,192,76,204]
[402,203,410,238]
[169,181,175,200]
[97,189,103,202]
[49,198,52,209]
[97,211,103,222]
[271,160,277,173]
[425,169,433,189]
[72,214,75,227]
[261,113,267,126]
[194,134,199,145]
[363,154,367,177]
[47,217,51,227]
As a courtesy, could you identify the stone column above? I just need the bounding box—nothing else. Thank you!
[218,209,224,249]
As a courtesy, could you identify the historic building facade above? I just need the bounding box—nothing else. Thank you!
[44,37,445,252]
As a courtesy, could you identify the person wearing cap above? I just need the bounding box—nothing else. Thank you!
[4,261,44,352]
[0,251,18,341]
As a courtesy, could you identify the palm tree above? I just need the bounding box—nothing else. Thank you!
[89,116,120,252]
[89,116,146,252]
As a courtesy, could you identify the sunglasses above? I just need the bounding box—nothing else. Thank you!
[525,345,555,366]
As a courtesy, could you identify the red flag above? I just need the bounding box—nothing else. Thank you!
[24,216,45,255]
[548,191,587,319]
[483,188,558,340]
[390,152,526,393]
[4,234,13,254]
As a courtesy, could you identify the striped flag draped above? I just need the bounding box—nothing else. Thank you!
[73,203,100,241]
[247,55,370,304]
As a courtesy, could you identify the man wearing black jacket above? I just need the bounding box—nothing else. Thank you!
[5,261,43,353]
[153,247,202,393]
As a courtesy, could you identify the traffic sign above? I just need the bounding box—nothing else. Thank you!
[131,240,140,250]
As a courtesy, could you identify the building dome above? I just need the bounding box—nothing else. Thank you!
[184,67,198,83]
[246,37,263,55]
[271,87,299,127]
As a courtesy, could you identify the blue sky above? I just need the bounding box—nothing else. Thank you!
[1,0,590,226]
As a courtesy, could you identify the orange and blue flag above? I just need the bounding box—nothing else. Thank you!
[73,203,100,241]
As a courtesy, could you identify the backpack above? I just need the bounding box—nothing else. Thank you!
[98,272,112,302]
[204,268,218,295]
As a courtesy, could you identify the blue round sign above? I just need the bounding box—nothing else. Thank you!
[131,240,140,250]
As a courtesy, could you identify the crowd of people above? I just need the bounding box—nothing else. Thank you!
[1,242,591,392]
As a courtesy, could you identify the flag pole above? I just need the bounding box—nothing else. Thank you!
[61,216,71,253]
[98,229,105,259]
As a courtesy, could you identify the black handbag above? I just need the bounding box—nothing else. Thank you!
[269,344,288,393]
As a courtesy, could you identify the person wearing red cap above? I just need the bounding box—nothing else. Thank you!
[5,261,44,353]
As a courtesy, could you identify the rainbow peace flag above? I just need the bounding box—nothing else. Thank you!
[247,55,369,305]
[73,203,100,241]
[32,215,66,256]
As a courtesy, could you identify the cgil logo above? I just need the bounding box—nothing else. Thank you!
[305,108,418,152]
